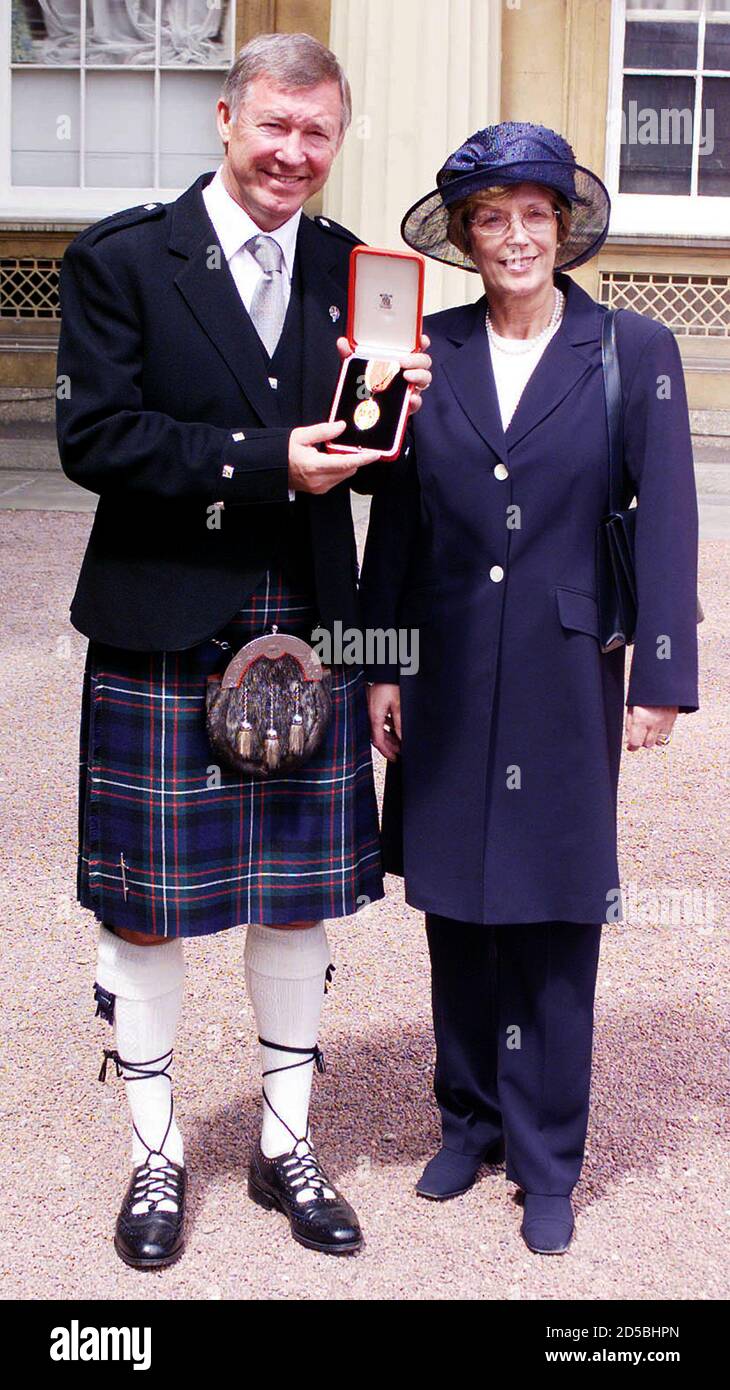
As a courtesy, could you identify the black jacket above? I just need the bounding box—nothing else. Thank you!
[56,171,376,651]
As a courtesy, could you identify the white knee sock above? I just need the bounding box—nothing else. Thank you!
[244,923,332,1158]
[95,926,186,1190]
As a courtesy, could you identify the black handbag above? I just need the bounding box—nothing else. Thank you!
[596,309,703,654]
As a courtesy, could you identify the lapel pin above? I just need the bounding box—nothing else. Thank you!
[329,305,340,322]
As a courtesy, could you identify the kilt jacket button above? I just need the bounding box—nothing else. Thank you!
[493,463,509,480]
[222,464,234,479]
[231,431,246,442]
[489,565,505,583]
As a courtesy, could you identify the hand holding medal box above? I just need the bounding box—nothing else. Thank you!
[327,246,425,460]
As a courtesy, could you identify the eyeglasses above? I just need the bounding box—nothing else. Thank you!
[469,206,560,237]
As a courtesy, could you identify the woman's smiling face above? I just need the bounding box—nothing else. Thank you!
[465,182,562,302]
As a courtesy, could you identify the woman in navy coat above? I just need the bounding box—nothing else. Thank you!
[359,124,699,1254]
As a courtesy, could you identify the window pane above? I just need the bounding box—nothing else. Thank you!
[698,77,730,193]
[705,23,730,69]
[85,0,155,66]
[11,70,80,184]
[624,20,699,69]
[626,2,698,10]
[161,0,233,67]
[85,72,154,185]
[159,72,224,186]
[11,0,81,65]
[619,74,695,192]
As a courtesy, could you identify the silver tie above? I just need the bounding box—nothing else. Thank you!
[246,234,286,357]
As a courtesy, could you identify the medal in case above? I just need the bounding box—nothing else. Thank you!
[327,247,425,461]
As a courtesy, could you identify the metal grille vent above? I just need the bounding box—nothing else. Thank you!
[0,257,62,319]
[599,271,730,337]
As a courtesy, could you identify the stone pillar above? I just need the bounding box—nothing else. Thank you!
[326,0,502,313]
[561,0,612,297]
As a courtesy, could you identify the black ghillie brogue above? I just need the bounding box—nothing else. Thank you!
[248,1139,362,1255]
[114,1159,187,1269]
[247,1037,362,1254]
[99,1046,187,1270]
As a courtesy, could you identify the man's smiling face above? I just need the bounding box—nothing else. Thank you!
[216,76,345,230]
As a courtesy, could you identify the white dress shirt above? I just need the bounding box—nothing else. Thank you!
[202,165,301,316]
[202,165,301,500]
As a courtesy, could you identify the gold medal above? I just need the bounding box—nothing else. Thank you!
[354,398,381,430]
[364,358,400,394]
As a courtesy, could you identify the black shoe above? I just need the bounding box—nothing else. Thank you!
[520,1194,574,1255]
[114,1160,187,1269]
[248,1141,363,1255]
[416,1136,505,1201]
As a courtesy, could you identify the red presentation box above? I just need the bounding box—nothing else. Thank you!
[327,245,425,461]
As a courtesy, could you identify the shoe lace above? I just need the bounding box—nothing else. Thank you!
[130,1160,182,1215]
[99,1047,180,1214]
[257,1036,325,1146]
[257,1038,334,1202]
[280,1139,336,1204]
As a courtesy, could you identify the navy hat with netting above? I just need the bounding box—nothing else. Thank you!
[401,121,611,273]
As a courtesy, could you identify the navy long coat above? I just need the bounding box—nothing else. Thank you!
[359,273,699,926]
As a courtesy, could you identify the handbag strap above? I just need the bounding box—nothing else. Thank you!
[601,308,625,515]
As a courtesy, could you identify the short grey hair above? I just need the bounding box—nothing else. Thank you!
[221,32,352,136]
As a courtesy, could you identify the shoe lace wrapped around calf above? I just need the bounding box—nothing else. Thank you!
[99,1046,181,1215]
[258,1037,338,1203]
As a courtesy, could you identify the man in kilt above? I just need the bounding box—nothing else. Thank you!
[57,31,431,1267]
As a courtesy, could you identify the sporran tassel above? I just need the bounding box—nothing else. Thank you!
[264,685,280,770]
[289,680,304,755]
[236,687,254,758]
[289,714,304,756]
[236,721,254,758]
[264,727,280,770]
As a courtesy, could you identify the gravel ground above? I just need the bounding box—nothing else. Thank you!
[0,509,727,1302]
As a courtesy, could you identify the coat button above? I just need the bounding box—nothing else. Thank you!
[489,565,504,583]
[493,463,509,480]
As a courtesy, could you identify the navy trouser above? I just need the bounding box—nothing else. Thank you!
[424,915,602,1195]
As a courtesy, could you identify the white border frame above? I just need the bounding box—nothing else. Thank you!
[0,0,233,222]
[605,0,730,236]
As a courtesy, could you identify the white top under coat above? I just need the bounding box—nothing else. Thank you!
[488,318,563,433]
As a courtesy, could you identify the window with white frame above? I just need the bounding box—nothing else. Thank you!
[606,0,730,235]
[3,1,236,218]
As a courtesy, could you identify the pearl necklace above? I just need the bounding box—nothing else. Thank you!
[485,287,565,356]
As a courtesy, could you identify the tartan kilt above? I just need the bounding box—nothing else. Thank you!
[76,570,384,937]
